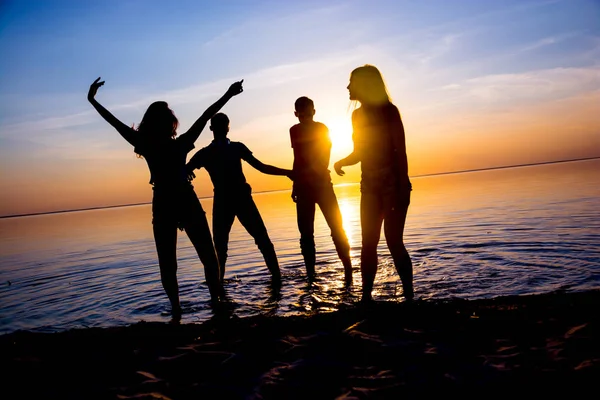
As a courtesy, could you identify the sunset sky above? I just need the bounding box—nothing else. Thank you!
[1,0,599,217]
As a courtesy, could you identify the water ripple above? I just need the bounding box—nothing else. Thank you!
[1,160,600,334]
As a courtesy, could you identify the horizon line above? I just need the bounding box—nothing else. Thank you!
[409,156,600,178]
[1,156,598,220]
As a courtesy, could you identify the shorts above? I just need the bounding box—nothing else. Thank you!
[152,185,206,231]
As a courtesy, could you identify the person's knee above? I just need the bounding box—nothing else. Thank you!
[395,246,411,262]
[251,228,272,247]
[156,248,177,265]
[193,242,217,263]
[361,236,379,251]
[332,230,349,245]
[361,251,377,262]
[299,236,315,248]
[297,225,315,240]
[387,239,408,255]
[159,266,177,281]
[214,248,227,263]
[257,239,275,252]
[214,241,227,252]
[361,241,378,259]
[212,234,227,249]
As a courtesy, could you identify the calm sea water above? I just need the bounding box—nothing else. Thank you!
[1,159,599,334]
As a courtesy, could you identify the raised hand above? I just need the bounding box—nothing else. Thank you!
[334,161,345,176]
[226,79,244,97]
[88,77,105,101]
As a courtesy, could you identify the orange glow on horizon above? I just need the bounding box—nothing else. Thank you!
[1,91,598,217]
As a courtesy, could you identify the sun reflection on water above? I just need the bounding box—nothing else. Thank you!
[338,198,358,247]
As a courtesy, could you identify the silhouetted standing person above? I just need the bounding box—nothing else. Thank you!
[333,65,413,302]
[290,97,353,284]
[186,113,292,284]
[87,77,243,318]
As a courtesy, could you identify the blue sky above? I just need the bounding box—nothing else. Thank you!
[1,0,599,216]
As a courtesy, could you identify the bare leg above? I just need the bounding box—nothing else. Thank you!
[383,190,413,300]
[318,185,353,286]
[185,211,224,302]
[237,194,281,282]
[153,222,181,316]
[360,191,384,301]
[212,198,236,282]
[296,194,317,280]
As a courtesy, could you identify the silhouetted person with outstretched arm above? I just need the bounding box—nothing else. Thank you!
[333,65,414,302]
[289,97,353,285]
[186,113,292,284]
[87,77,243,318]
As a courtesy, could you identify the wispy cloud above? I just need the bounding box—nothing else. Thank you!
[0,110,95,135]
[416,66,600,116]
[462,66,600,103]
[383,0,564,45]
[517,31,581,53]
[201,3,349,49]
[0,51,362,141]
[408,32,465,65]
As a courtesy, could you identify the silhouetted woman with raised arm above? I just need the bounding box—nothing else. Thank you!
[87,77,243,318]
[333,65,413,302]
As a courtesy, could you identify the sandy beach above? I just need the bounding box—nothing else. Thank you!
[2,289,599,399]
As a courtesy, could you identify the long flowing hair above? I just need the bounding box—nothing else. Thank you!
[134,101,178,157]
[349,65,392,109]
[137,101,178,139]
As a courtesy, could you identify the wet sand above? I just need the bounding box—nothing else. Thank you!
[2,290,599,399]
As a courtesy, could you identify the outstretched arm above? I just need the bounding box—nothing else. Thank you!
[333,151,360,176]
[181,80,244,143]
[87,77,136,146]
[246,155,293,179]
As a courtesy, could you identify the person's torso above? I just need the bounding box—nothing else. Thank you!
[134,135,193,190]
[290,121,332,187]
[353,104,409,192]
[199,140,250,193]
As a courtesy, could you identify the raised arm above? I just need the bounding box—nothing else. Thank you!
[87,77,136,146]
[246,154,293,179]
[181,80,244,143]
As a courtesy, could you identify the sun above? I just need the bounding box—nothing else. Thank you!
[326,116,353,157]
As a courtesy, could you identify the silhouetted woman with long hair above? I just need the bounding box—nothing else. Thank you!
[87,77,243,318]
[334,65,413,302]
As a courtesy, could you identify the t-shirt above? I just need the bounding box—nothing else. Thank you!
[187,139,253,194]
[352,103,410,191]
[289,121,332,186]
[132,133,195,190]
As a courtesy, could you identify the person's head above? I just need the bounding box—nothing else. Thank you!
[137,101,178,139]
[347,65,391,106]
[294,96,315,123]
[210,112,230,139]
